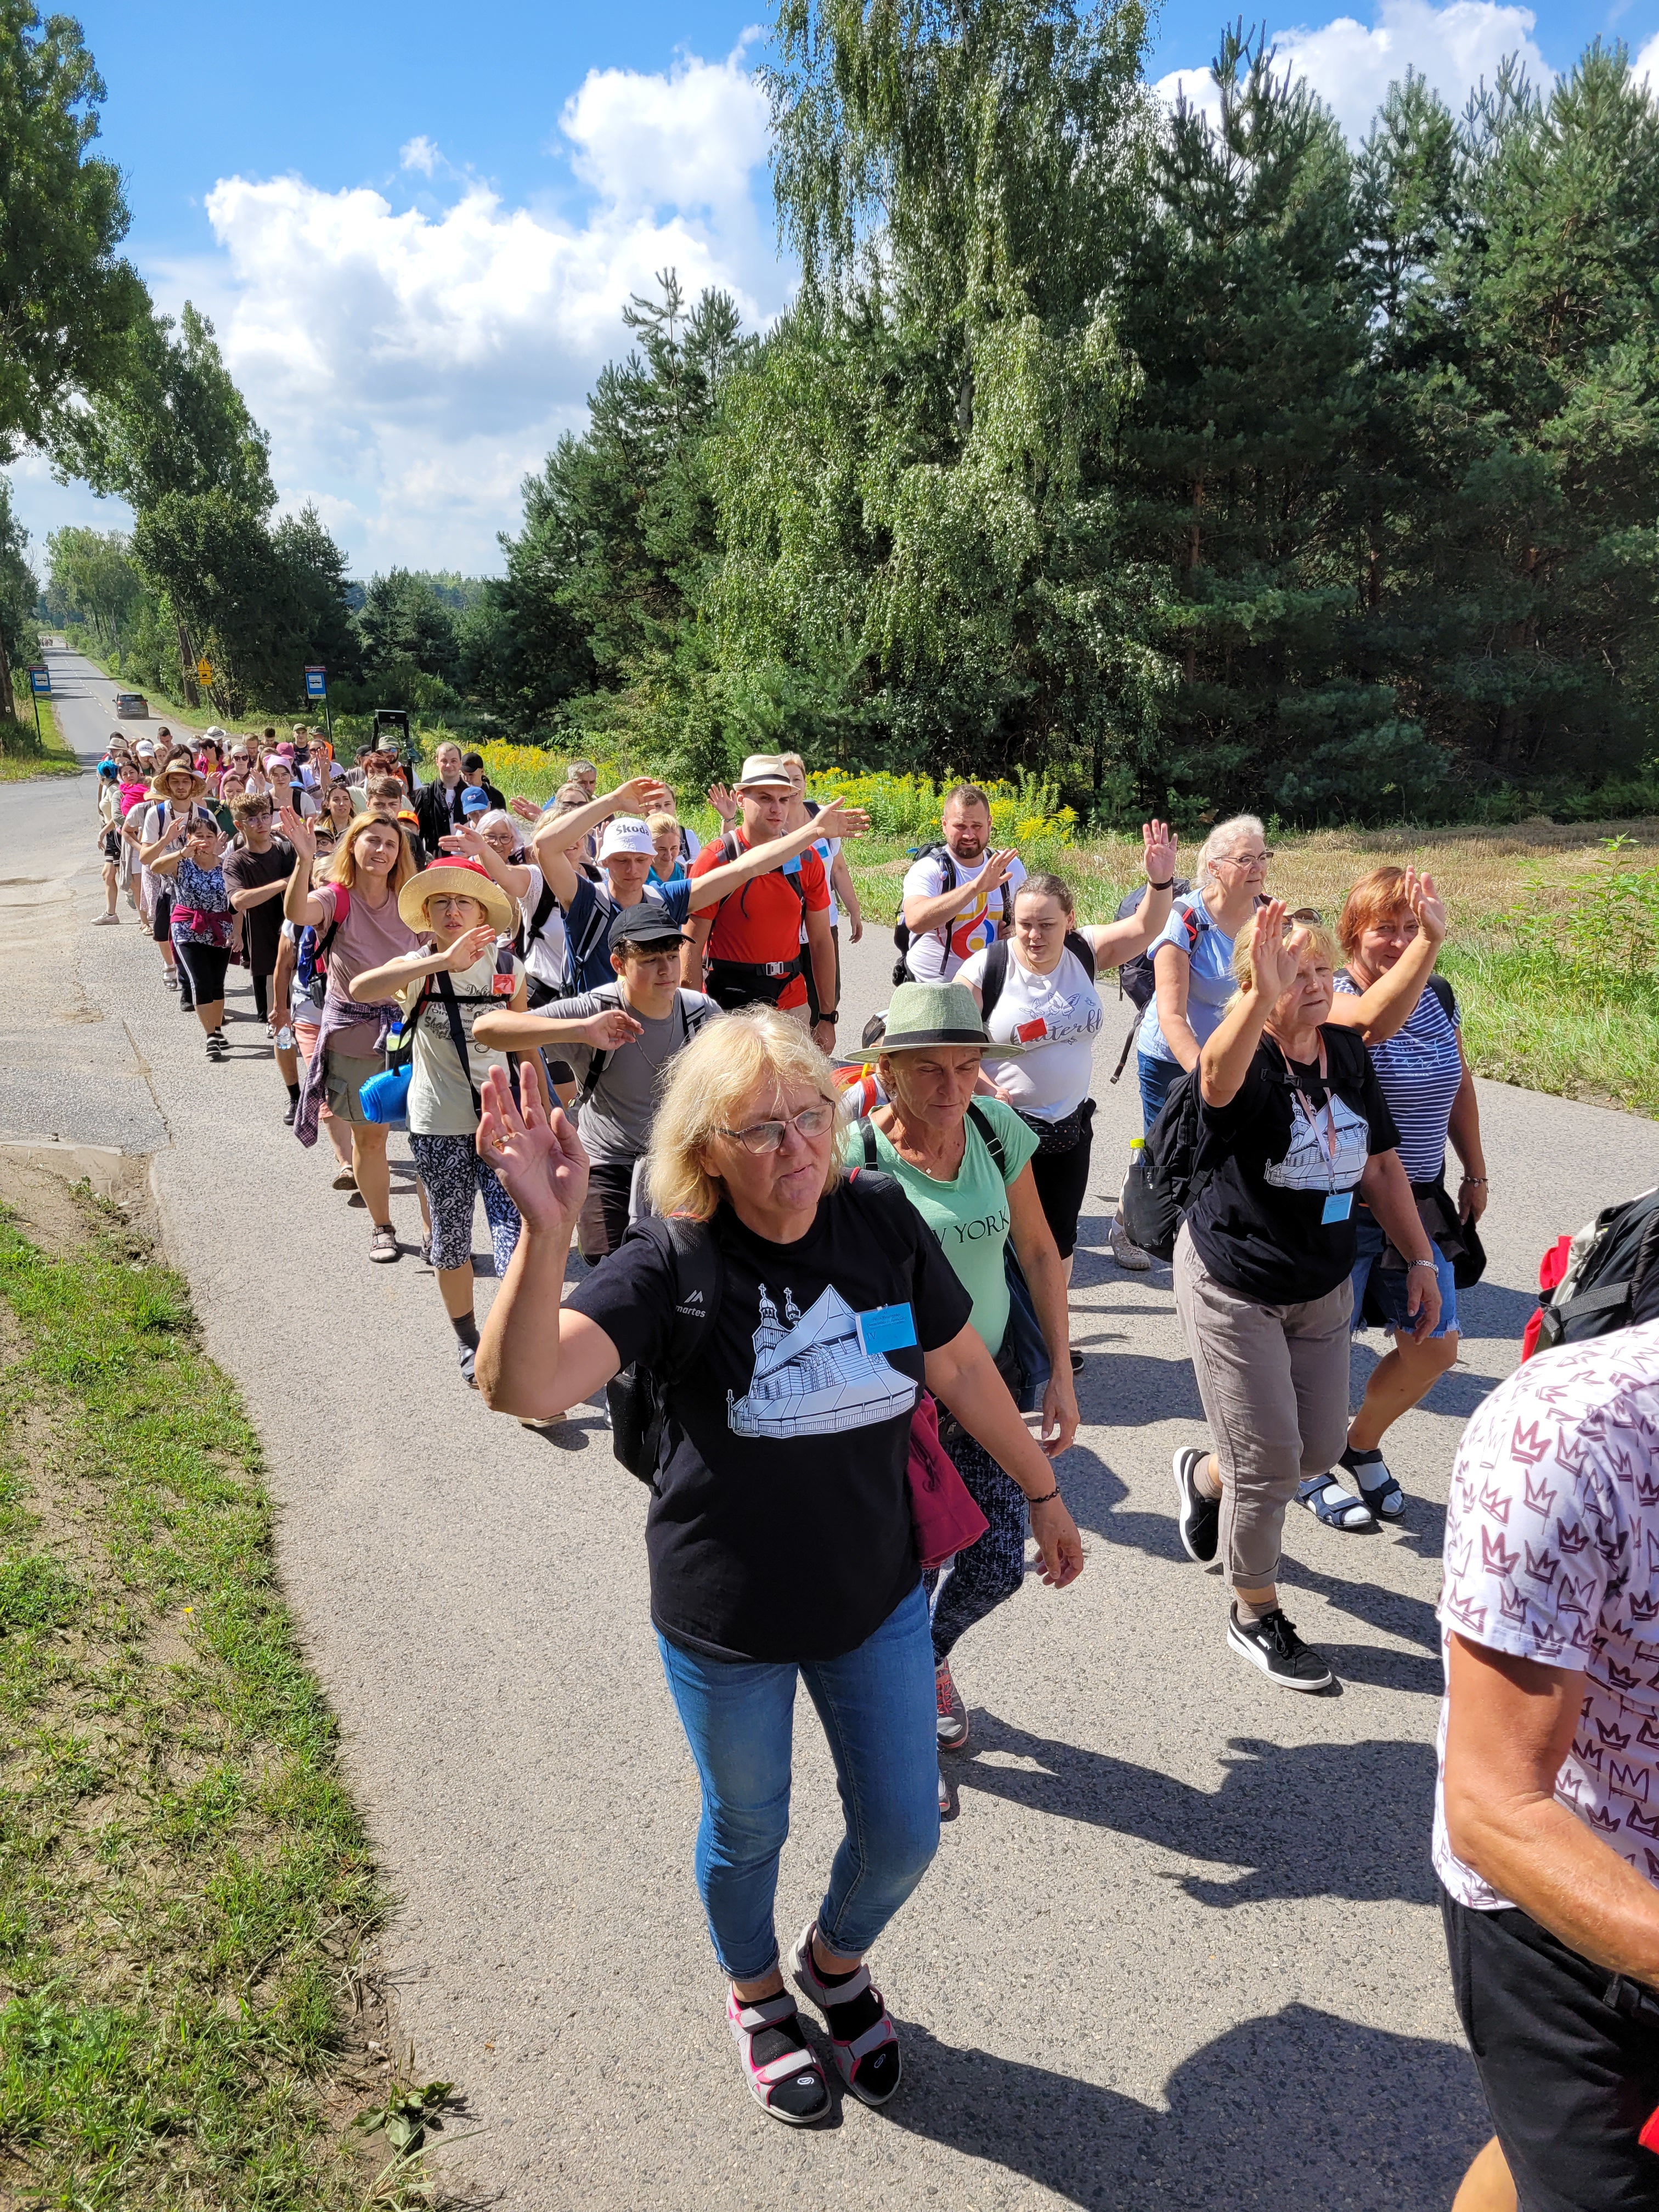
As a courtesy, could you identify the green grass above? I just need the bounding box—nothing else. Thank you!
[0,1189,436,2208]
[1443,946,1659,1116]
[0,697,81,782]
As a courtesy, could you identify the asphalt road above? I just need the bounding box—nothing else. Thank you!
[9,647,1659,2210]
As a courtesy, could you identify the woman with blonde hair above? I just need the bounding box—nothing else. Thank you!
[1169,904,1440,1690]
[280,806,421,1261]
[476,1010,1082,2126]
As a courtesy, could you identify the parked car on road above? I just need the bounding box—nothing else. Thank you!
[114,692,148,719]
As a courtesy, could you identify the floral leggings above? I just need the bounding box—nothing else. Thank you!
[409,1133,522,1275]
[926,1431,1030,1667]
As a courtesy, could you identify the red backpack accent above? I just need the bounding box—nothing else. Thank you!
[1520,1235,1575,1361]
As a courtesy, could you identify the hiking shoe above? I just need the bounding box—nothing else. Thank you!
[205,1030,228,1062]
[1226,1605,1333,1692]
[1107,1215,1152,1271]
[935,1660,969,1751]
[282,1099,299,1127]
[1173,1446,1220,1565]
[163,971,179,990]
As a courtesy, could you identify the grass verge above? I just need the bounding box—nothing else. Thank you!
[0,1171,447,2208]
[0,700,81,782]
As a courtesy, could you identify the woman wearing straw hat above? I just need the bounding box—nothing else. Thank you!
[137,758,217,1007]
[348,855,537,1382]
[840,980,1078,1808]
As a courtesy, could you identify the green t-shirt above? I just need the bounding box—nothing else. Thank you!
[843,1096,1037,1352]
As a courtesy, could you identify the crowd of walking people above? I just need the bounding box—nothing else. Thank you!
[86,715,1659,2209]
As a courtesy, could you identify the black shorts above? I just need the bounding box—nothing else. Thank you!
[1020,1100,1095,1261]
[151,889,173,944]
[577,1158,637,1265]
[1441,1886,1659,2210]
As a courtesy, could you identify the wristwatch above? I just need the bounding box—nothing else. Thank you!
[819,1009,838,1023]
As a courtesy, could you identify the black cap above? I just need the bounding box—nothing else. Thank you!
[606,902,687,952]
[461,751,486,772]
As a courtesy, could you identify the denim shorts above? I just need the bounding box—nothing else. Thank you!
[1350,1209,1456,1338]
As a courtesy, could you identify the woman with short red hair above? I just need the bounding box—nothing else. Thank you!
[1321,864,1487,1525]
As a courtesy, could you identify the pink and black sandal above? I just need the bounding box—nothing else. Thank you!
[725,1988,830,2125]
[789,1922,902,2107]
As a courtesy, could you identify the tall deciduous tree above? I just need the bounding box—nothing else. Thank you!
[0,3,146,459]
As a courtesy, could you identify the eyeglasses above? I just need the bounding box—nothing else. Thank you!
[1221,848,1274,869]
[429,894,483,913]
[1287,907,1322,924]
[716,1104,834,1154]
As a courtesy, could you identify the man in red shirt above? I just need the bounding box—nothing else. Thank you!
[683,754,838,1054]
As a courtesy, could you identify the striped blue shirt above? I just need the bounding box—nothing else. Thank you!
[1334,973,1463,1182]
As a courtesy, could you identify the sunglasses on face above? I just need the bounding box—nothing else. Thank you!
[716,1104,834,1154]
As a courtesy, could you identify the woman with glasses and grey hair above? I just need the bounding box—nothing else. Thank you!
[475,1007,1082,2128]
[1134,814,1274,1133]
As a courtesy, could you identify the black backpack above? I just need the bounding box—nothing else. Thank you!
[1530,1187,1659,1356]
[1116,878,1195,1013]
[606,1216,725,1484]
[978,931,1095,1022]
[892,844,1014,986]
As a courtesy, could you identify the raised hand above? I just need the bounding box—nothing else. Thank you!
[810,798,871,841]
[1249,899,1302,1000]
[614,776,674,816]
[438,923,498,972]
[707,783,737,823]
[508,795,543,824]
[976,847,1019,895]
[438,823,490,860]
[1406,866,1448,947]
[476,1066,589,1235]
[579,1006,645,1049]
[1142,818,1177,883]
[278,805,315,860]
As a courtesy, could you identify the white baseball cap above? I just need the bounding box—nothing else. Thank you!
[599,817,655,861]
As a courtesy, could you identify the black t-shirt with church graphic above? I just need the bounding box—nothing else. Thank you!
[570,1176,972,1663]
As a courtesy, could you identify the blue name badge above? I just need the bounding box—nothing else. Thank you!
[856,1303,918,1356]
[1322,1190,1355,1224]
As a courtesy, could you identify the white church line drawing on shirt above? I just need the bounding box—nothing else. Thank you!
[727,1283,917,1440]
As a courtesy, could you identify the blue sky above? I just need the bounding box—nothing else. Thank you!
[16,0,1655,582]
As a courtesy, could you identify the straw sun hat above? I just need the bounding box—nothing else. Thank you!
[398,856,516,936]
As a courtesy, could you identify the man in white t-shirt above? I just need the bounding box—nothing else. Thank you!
[1436,1319,1659,2211]
[899,783,1025,983]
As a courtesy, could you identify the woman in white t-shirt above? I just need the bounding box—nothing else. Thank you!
[957,831,1176,1368]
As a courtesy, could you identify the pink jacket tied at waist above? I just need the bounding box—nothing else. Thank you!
[292,988,400,1148]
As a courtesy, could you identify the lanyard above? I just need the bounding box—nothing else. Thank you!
[1282,1037,1340,1193]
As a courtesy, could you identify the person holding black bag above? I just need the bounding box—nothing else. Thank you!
[1326,866,1487,1521]
[348,856,535,1385]
[473,1008,1082,2126]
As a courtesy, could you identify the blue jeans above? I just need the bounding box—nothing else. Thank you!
[656,1583,939,1982]
[1350,1209,1457,1339]
[1137,1048,1183,1133]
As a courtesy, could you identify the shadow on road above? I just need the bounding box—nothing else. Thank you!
[956,1712,1439,1906]
[881,2003,1482,2210]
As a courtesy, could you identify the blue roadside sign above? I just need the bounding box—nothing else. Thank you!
[304,665,326,699]
[29,667,49,696]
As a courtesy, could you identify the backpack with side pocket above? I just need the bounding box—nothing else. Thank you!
[1523,1186,1659,1359]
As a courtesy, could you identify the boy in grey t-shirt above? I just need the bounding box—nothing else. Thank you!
[473,904,716,1260]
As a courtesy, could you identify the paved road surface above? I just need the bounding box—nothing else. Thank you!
[9,647,1659,2209]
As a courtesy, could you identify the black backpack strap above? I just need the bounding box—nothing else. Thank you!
[572,985,622,1112]
[434,968,483,1117]
[1064,928,1097,981]
[857,1115,880,1170]
[525,874,558,947]
[980,936,1011,1022]
[1426,972,1458,1024]
[966,1098,1009,1178]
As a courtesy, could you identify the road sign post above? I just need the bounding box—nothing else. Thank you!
[27,665,49,744]
[304,665,331,740]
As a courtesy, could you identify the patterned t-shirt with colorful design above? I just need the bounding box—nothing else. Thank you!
[1434,1319,1659,1909]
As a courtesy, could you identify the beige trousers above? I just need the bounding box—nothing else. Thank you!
[1172,1224,1352,1590]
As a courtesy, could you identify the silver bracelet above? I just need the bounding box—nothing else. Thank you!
[1407,1257,1437,1272]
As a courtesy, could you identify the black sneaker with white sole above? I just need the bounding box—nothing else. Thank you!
[1226,1605,1333,1691]
[1173,1446,1219,1565]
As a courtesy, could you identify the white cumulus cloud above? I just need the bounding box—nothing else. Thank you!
[1156,0,1555,143]
[153,43,780,576]
[1634,29,1659,90]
